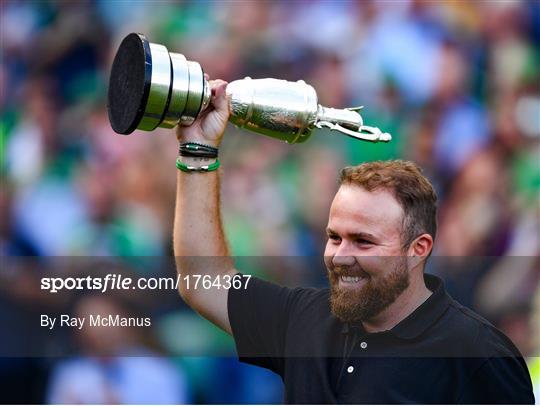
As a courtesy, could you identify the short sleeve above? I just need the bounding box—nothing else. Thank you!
[227,274,305,376]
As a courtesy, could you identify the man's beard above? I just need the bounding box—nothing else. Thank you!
[328,258,410,323]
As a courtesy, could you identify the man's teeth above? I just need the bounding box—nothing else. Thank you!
[340,275,362,283]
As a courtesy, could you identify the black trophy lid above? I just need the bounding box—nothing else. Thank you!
[107,33,152,134]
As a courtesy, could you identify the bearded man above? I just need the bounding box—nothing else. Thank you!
[173,79,534,404]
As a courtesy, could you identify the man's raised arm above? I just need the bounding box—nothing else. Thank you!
[173,79,236,334]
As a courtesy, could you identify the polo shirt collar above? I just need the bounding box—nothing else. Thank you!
[390,274,451,339]
[340,274,452,340]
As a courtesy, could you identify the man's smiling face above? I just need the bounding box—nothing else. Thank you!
[324,185,411,323]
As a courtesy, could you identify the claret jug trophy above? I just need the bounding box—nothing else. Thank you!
[108,33,391,144]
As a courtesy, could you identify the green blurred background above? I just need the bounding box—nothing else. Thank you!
[1,0,539,403]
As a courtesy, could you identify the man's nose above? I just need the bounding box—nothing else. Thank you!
[332,241,356,267]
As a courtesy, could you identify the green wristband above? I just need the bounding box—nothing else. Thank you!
[176,157,220,173]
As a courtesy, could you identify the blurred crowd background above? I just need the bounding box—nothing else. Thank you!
[1,0,539,403]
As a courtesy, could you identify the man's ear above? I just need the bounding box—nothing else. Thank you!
[407,234,434,269]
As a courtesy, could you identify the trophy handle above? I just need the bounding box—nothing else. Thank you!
[315,120,392,143]
[315,105,391,143]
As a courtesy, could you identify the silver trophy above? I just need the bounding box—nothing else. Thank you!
[108,33,391,144]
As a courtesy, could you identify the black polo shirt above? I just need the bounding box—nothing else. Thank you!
[228,273,534,404]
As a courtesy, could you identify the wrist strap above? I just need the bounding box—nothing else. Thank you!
[179,142,218,158]
[176,157,220,173]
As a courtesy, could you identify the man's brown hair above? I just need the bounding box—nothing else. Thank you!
[339,160,437,250]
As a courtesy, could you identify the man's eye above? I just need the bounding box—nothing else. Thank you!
[328,235,341,242]
[355,239,372,245]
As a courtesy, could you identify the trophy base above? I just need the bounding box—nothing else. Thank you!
[107,33,151,135]
[108,33,208,135]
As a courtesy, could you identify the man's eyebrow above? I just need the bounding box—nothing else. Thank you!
[350,232,378,241]
[326,228,336,235]
[326,228,378,241]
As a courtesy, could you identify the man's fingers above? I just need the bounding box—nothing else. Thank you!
[209,79,226,94]
[210,80,229,113]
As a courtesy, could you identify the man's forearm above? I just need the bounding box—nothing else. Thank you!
[172,79,235,333]
[173,159,234,299]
